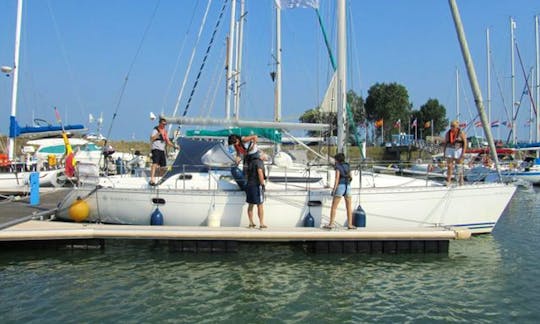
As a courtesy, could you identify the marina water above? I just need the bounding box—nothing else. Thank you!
[1,187,539,323]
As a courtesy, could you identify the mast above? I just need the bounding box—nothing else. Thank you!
[534,15,540,152]
[8,0,23,161]
[486,27,492,125]
[336,0,347,154]
[233,0,246,120]
[274,2,282,152]
[510,17,517,145]
[225,0,237,119]
[448,0,501,179]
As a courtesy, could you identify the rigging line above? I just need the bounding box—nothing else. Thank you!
[103,0,161,146]
[182,0,229,118]
[169,0,213,131]
[515,42,538,116]
[46,0,85,117]
[490,51,512,122]
[162,0,200,116]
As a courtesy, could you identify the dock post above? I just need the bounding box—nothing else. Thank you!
[29,172,39,206]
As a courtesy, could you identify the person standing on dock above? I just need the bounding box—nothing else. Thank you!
[245,155,267,229]
[324,153,355,230]
[149,118,178,186]
[443,120,467,186]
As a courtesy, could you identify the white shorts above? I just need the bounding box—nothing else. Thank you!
[445,147,463,160]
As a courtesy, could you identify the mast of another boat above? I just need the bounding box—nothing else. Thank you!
[486,28,492,128]
[510,17,517,145]
[336,0,347,155]
[534,15,540,158]
[274,1,282,152]
[448,0,502,181]
[7,0,23,162]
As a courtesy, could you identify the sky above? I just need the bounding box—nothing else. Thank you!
[0,0,539,142]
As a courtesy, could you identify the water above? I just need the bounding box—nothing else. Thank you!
[1,188,539,323]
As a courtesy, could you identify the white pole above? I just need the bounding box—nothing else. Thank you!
[225,0,237,119]
[511,17,517,144]
[8,0,23,161]
[534,15,540,151]
[487,28,492,126]
[274,2,282,152]
[234,0,246,120]
[337,0,347,154]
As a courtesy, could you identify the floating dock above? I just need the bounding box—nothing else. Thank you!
[0,188,470,254]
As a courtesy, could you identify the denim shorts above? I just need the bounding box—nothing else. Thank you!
[334,183,351,197]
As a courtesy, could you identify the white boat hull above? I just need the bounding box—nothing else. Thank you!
[55,182,516,234]
[0,169,66,194]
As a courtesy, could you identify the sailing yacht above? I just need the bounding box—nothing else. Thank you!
[55,0,516,234]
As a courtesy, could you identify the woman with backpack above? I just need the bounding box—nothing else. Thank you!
[324,153,356,230]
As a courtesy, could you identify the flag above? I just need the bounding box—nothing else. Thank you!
[374,119,383,128]
[502,121,512,128]
[424,121,431,129]
[490,120,500,128]
[459,122,467,128]
[474,121,483,127]
[393,119,401,128]
[275,0,319,9]
[411,118,417,128]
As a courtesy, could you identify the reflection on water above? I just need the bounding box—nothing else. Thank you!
[1,188,539,323]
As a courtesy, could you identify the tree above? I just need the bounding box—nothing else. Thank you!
[416,98,448,139]
[299,90,365,141]
[364,82,412,141]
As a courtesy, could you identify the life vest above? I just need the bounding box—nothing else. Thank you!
[446,128,464,146]
[153,126,168,143]
[336,162,352,184]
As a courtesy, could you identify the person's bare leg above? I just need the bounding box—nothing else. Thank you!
[344,196,354,228]
[446,159,454,184]
[328,196,341,227]
[247,204,255,227]
[257,203,266,228]
[150,163,158,183]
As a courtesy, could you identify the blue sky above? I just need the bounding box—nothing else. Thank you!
[0,0,539,142]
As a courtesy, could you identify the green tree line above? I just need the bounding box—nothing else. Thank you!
[299,82,448,143]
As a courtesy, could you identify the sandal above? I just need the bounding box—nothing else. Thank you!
[247,224,256,229]
[348,225,357,230]
[259,225,268,229]
[322,224,334,230]
[149,181,156,186]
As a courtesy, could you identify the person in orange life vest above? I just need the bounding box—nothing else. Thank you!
[149,118,178,186]
[443,120,467,185]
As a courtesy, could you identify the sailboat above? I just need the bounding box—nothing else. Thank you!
[55,0,516,234]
